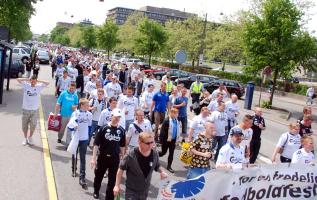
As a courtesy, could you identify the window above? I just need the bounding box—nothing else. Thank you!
[13,49,19,53]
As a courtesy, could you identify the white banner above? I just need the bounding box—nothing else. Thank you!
[157,164,317,200]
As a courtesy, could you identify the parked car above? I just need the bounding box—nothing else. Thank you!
[12,47,30,63]
[153,69,178,80]
[145,67,171,78]
[37,50,50,64]
[126,58,142,67]
[171,70,194,81]
[137,62,151,70]
[175,74,219,89]
[4,60,25,78]
[204,79,245,99]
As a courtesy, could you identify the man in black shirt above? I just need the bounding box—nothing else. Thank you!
[91,108,126,200]
[299,114,314,137]
[113,132,167,199]
[250,107,266,164]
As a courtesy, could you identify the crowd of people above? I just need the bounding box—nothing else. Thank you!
[17,46,315,200]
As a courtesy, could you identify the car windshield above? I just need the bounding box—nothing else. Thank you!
[38,51,48,56]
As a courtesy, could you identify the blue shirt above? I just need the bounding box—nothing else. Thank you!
[57,90,78,117]
[172,119,178,139]
[153,91,169,112]
[175,96,188,117]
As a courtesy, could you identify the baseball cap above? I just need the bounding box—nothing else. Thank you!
[230,127,243,136]
[111,108,122,117]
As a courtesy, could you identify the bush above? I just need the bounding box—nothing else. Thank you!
[261,100,272,109]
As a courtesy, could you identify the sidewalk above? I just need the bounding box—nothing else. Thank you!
[0,82,48,200]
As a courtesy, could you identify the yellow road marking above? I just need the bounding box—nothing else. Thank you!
[39,97,58,200]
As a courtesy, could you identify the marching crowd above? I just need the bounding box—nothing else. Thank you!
[17,46,315,200]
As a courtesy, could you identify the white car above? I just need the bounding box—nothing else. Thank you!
[12,47,30,63]
[126,58,141,67]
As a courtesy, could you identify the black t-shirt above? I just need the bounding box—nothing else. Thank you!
[299,121,313,137]
[135,148,153,178]
[94,124,126,157]
[251,115,265,140]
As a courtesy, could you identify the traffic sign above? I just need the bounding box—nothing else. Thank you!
[175,50,187,64]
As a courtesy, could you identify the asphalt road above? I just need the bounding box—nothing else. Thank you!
[33,64,316,200]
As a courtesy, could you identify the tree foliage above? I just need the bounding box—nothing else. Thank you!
[135,19,168,65]
[81,26,97,49]
[117,12,145,53]
[49,25,70,46]
[0,0,39,41]
[97,21,120,59]
[243,0,317,105]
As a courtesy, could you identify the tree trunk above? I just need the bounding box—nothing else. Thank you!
[192,59,195,68]
[148,53,152,67]
[222,61,226,71]
[269,68,279,106]
[107,49,110,60]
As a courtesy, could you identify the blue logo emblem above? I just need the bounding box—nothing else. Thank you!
[171,176,205,198]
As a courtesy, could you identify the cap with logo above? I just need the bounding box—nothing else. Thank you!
[111,108,122,117]
[230,127,243,136]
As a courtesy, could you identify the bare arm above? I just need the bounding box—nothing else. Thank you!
[54,104,61,115]
[17,78,29,84]
[271,147,282,163]
[113,168,124,196]
[90,145,99,170]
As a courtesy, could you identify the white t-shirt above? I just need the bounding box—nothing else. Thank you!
[118,95,138,121]
[207,100,219,112]
[143,78,155,91]
[307,87,315,97]
[225,101,239,120]
[85,80,96,94]
[89,98,106,121]
[211,89,228,99]
[189,115,212,139]
[57,77,71,92]
[291,148,315,164]
[216,143,247,168]
[276,132,301,159]
[104,82,121,99]
[83,75,90,87]
[131,69,141,81]
[127,119,152,147]
[69,110,92,141]
[55,67,64,78]
[140,91,154,112]
[98,107,113,127]
[210,110,228,137]
[67,67,78,81]
[21,82,46,110]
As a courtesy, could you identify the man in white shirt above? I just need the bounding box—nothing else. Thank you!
[126,109,152,148]
[306,86,315,105]
[84,72,97,98]
[67,62,78,82]
[210,102,228,161]
[131,64,141,81]
[98,97,118,127]
[17,75,49,145]
[117,85,138,130]
[211,83,229,100]
[228,114,253,161]
[207,93,224,112]
[142,73,155,92]
[188,106,211,141]
[104,75,122,100]
[225,94,240,132]
[292,136,315,164]
[216,127,248,169]
[140,84,155,118]
[56,70,71,96]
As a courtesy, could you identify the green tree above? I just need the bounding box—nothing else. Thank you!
[0,0,39,41]
[97,21,120,59]
[81,26,97,49]
[66,24,83,47]
[50,25,69,43]
[38,34,49,42]
[243,0,316,105]
[162,20,182,62]
[117,12,145,54]
[135,19,168,66]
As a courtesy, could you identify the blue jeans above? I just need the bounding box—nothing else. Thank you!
[213,135,227,162]
[72,140,88,178]
[178,116,188,136]
[187,167,210,179]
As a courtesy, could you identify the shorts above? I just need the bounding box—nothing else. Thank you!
[22,109,38,133]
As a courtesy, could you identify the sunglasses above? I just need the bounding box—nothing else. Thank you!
[142,141,154,145]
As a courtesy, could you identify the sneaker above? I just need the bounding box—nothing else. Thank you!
[27,137,34,145]
[57,139,62,143]
[22,138,27,145]
[167,167,175,173]
[93,193,99,199]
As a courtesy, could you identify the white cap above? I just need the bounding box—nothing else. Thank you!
[111,108,122,117]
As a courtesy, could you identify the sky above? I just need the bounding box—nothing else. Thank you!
[30,0,317,35]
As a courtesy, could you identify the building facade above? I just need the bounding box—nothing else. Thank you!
[107,6,196,25]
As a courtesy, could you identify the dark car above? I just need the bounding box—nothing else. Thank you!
[204,79,245,99]
[137,62,151,70]
[175,74,219,89]
[4,60,25,78]
[153,68,176,80]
